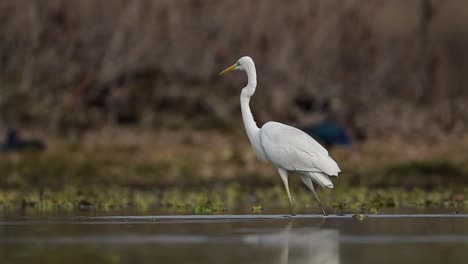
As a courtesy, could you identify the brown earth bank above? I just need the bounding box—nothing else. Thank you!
[1,128,467,190]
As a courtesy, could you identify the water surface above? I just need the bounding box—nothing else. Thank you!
[1,213,467,264]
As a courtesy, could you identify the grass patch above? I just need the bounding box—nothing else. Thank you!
[1,136,468,214]
[0,186,467,214]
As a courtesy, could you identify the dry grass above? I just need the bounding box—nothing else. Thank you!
[2,1,468,212]
[1,0,468,141]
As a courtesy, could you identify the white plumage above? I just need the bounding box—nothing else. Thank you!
[260,122,340,176]
[220,56,341,215]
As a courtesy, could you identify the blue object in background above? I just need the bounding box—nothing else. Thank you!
[301,119,351,147]
[0,129,46,152]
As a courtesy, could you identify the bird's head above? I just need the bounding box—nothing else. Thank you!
[219,56,254,75]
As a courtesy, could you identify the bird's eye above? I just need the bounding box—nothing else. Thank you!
[236,62,241,66]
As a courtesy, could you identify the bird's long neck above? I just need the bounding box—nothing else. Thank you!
[240,64,263,157]
[240,94,259,139]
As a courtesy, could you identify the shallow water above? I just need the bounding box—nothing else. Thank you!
[2,213,468,264]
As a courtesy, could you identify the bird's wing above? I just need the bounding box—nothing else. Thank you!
[260,122,340,175]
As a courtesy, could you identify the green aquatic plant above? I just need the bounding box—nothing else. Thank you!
[0,186,462,214]
[352,213,367,221]
[194,200,227,215]
[251,205,263,213]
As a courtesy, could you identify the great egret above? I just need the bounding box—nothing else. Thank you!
[219,56,341,215]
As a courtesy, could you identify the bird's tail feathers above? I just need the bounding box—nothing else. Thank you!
[308,172,334,189]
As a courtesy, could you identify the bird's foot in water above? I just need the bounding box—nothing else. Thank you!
[290,207,296,216]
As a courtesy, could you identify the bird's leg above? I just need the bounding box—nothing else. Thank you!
[299,174,328,216]
[310,183,328,216]
[278,168,295,216]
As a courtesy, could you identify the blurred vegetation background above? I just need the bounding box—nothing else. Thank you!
[1,0,468,212]
[2,0,468,138]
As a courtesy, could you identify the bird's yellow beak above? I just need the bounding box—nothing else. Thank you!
[219,64,237,75]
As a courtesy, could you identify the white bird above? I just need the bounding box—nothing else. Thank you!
[219,56,341,215]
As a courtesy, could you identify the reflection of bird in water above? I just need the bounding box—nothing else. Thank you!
[0,129,46,152]
[295,229,340,264]
[243,220,340,264]
[301,118,351,148]
[279,221,293,264]
[220,56,341,215]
